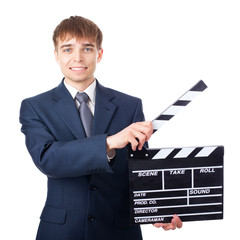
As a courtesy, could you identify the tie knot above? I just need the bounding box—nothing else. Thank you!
[75,92,89,103]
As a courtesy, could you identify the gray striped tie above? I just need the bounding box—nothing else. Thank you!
[75,92,93,137]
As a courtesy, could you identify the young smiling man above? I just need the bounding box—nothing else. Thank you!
[20,16,182,240]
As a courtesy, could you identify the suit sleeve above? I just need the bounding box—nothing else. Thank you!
[132,99,149,149]
[132,99,145,123]
[20,99,113,179]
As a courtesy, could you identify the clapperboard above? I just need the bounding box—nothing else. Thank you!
[128,80,224,224]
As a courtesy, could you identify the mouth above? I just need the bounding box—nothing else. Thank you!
[70,67,87,72]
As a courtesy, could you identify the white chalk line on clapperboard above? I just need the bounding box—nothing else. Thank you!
[133,186,223,194]
[134,211,223,221]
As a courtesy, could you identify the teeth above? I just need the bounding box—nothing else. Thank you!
[71,67,85,71]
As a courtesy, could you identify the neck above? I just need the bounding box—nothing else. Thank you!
[64,77,95,92]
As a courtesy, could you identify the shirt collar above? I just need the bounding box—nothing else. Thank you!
[64,79,96,104]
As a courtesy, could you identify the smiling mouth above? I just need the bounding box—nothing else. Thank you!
[70,67,87,71]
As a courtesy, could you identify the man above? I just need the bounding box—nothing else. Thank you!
[20,16,182,240]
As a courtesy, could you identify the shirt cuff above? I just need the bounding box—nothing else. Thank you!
[107,149,116,162]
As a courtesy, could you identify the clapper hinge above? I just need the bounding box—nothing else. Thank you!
[127,145,151,159]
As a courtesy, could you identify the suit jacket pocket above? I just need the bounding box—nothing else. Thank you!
[40,206,67,225]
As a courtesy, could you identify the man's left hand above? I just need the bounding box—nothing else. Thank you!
[153,215,182,231]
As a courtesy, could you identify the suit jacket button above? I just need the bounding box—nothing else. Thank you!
[88,215,95,221]
[90,184,98,191]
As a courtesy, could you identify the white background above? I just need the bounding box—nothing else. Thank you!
[1,0,239,239]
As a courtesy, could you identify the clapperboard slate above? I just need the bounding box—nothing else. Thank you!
[128,81,224,224]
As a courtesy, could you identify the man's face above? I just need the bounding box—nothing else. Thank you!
[55,37,103,90]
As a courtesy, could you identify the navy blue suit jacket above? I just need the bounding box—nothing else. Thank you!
[20,80,144,240]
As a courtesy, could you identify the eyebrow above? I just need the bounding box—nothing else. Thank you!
[84,43,95,47]
[60,43,95,49]
[60,44,73,49]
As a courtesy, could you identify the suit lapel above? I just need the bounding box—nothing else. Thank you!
[93,81,117,135]
[50,80,117,138]
[51,81,86,139]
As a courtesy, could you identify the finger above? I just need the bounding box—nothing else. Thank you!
[153,215,182,231]
[139,121,153,128]
[140,122,153,140]
[153,223,163,228]
[127,126,147,151]
[161,223,174,231]
[162,216,182,231]
[161,218,177,231]
[171,218,177,230]
[141,121,153,133]
[134,130,151,149]
[132,122,153,140]
[129,137,139,151]
[162,223,177,231]
[135,133,147,151]
[174,215,183,229]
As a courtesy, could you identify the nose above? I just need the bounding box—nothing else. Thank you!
[74,51,83,62]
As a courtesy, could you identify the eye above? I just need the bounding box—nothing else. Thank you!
[84,48,92,52]
[64,48,71,53]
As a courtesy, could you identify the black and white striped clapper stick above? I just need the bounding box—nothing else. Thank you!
[152,80,207,134]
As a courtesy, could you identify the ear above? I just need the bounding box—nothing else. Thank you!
[54,50,60,65]
[97,48,103,63]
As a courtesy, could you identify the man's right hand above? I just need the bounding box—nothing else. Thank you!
[106,121,153,152]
